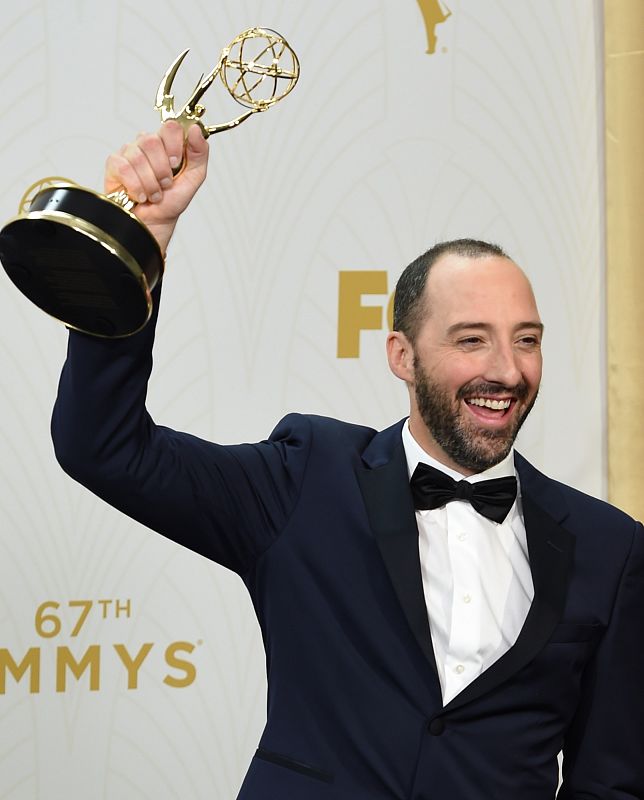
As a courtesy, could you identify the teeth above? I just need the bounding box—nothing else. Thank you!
[467,398,511,410]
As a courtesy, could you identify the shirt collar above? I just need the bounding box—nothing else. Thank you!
[401,418,516,484]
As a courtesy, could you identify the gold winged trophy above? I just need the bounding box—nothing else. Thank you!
[0,28,299,338]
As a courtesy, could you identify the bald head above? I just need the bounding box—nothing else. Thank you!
[394,239,512,342]
[424,252,541,338]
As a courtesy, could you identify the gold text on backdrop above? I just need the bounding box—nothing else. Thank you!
[1,599,199,694]
[337,271,394,358]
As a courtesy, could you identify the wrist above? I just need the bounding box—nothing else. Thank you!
[145,221,177,256]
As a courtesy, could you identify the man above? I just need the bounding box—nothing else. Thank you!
[52,122,644,799]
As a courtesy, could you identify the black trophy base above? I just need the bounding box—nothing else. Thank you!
[0,185,164,338]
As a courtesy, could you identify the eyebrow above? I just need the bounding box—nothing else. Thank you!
[446,321,545,335]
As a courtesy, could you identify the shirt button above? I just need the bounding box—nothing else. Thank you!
[457,532,467,541]
[428,718,445,736]
[463,594,472,604]
[455,664,465,674]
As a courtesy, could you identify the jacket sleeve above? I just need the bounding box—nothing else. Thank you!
[557,519,644,799]
[50,286,311,576]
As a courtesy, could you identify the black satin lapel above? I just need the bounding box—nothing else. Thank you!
[356,443,438,674]
[443,493,575,712]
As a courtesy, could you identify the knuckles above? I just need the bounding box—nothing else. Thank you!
[137,132,163,152]
[115,159,135,182]
[130,149,148,169]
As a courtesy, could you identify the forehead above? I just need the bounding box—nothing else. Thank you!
[422,254,540,326]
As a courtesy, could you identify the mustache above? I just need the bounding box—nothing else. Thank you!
[457,381,530,401]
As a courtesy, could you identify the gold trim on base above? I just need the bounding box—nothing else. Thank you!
[4,208,153,338]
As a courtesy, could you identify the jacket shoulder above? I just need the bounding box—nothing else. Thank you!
[269,413,378,452]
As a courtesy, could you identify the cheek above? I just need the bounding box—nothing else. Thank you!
[521,356,542,391]
[439,361,486,393]
[416,344,492,391]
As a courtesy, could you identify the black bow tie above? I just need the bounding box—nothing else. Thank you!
[410,463,517,524]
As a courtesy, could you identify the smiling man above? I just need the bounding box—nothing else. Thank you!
[51,125,644,799]
[387,242,543,475]
[383,241,549,709]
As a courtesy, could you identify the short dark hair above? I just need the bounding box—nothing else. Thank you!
[393,238,509,342]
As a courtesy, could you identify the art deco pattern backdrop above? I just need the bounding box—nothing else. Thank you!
[0,2,635,798]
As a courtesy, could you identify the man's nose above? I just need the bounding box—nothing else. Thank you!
[483,344,522,388]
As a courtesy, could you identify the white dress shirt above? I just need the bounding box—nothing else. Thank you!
[402,421,534,705]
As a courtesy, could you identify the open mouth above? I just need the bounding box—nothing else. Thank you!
[463,396,516,424]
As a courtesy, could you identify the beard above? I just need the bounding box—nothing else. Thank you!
[413,359,537,474]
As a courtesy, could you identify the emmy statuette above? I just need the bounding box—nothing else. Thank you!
[0,28,299,338]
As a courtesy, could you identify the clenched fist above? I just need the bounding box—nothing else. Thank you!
[104,120,209,254]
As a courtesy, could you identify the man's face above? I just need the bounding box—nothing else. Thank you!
[404,254,543,474]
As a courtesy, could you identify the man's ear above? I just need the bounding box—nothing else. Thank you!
[386,331,415,383]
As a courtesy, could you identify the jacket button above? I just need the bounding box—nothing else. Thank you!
[428,718,445,736]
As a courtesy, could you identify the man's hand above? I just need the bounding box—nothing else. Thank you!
[104,120,209,255]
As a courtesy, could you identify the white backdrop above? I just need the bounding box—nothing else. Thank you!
[0,2,605,798]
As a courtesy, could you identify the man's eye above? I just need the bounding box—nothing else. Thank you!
[518,336,540,347]
[459,337,482,346]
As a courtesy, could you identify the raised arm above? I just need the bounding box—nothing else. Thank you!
[51,123,309,575]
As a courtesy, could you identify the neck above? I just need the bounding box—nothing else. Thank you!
[407,416,474,477]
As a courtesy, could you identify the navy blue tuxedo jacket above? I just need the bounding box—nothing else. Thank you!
[51,295,644,799]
